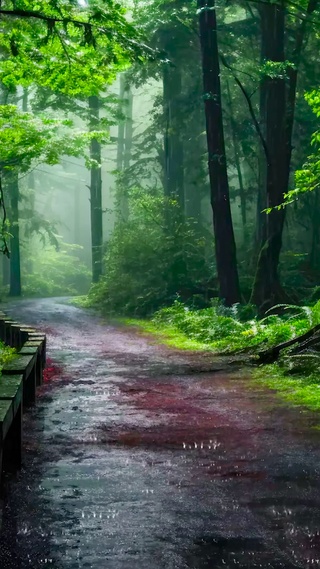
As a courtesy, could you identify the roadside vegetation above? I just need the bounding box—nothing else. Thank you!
[0,341,15,375]
[1,2,320,412]
[118,300,320,412]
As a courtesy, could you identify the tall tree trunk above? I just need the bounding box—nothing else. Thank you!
[251,0,318,310]
[7,89,28,296]
[251,2,287,310]
[163,65,185,210]
[9,175,21,296]
[123,88,133,171]
[122,85,133,221]
[184,89,206,221]
[116,74,133,221]
[310,192,320,269]
[88,95,103,283]
[226,80,247,239]
[116,74,126,171]
[198,0,240,306]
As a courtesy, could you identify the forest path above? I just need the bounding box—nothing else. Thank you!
[1,298,320,568]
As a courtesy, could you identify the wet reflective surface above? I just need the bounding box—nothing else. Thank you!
[1,298,320,568]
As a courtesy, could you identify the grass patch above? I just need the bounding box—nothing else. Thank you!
[122,300,312,355]
[78,296,320,414]
[68,295,90,308]
[121,318,213,351]
[253,364,320,412]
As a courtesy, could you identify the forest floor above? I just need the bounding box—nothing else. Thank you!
[1,298,320,568]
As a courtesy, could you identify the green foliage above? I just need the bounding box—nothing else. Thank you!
[283,89,320,205]
[0,104,108,173]
[21,237,91,296]
[150,300,312,353]
[0,0,153,97]
[254,363,320,414]
[0,340,16,374]
[87,187,215,316]
[260,60,296,80]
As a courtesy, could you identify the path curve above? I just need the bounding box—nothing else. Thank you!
[1,298,320,568]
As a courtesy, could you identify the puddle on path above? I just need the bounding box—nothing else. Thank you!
[0,298,320,568]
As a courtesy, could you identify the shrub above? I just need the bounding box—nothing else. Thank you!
[152,300,311,353]
[88,188,215,316]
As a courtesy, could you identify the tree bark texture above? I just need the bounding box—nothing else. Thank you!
[226,80,247,237]
[89,95,103,283]
[198,0,240,306]
[251,0,318,311]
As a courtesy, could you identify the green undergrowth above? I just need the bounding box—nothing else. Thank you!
[253,364,320,413]
[70,295,89,308]
[75,294,320,412]
[124,299,314,354]
[122,300,320,413]
[121,318,213,351]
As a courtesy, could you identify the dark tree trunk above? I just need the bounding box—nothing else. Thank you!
[123,88,133,171]
[9,175,21,296]
[226,80,247,238]
[88,95,103,283]
[310,192,320,269]
[198,0,240,306]
[122,85,133,221]
[251,2,287,310]
[163,65,185,210]
[251,0,318,311]
[253,37,268,262]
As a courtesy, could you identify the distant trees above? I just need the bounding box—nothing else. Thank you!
[0,0,149,290]
[1,0,320,310]
[105,0,320,313]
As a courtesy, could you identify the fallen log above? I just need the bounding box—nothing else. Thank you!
[258,324,320,363]
[291,333,320,355]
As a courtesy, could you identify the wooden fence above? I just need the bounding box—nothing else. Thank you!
[0,312,46,496]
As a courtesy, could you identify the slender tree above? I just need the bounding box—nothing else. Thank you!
[163,64,185,210]
[88,95,103,283]
[198,0,240,305]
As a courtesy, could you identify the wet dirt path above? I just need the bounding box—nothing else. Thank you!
[1,298,320,568]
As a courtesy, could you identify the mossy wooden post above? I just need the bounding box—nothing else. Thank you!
[10,324,24,349]
[3,320,15,345]
[27,334,46,367]
[19,346,42,387]
[0,375,23,470]
[2,355,37,408]
[0,400,13,493]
